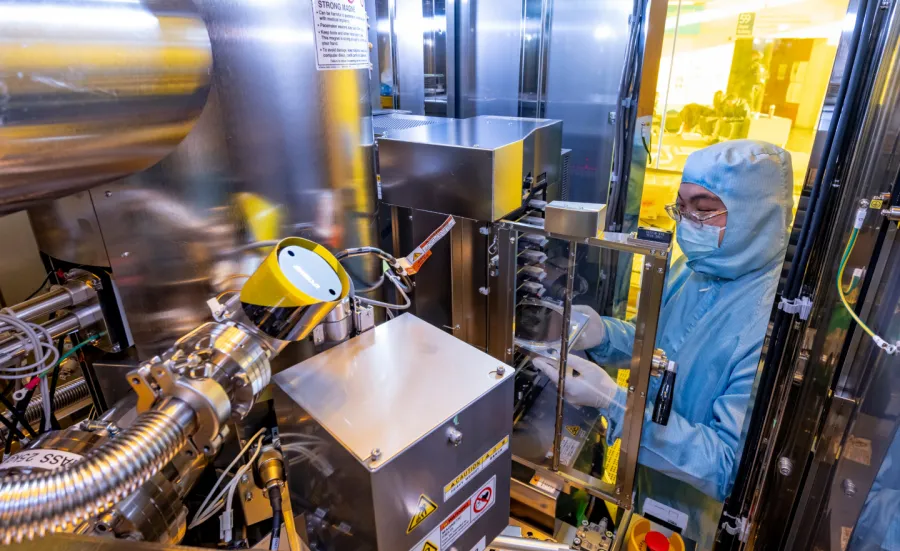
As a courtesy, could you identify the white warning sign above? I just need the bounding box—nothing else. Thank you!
[409,476,497,551]
[311,0,371,71]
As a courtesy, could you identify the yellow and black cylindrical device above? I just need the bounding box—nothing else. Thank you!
[240,238,350,341]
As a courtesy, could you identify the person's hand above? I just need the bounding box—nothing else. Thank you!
[532,354,618,409]
[572,305,606,351]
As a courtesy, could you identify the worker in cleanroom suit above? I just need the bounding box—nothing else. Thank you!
[535,140,793,547]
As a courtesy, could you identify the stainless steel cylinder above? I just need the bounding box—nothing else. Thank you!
[0,0,212,213]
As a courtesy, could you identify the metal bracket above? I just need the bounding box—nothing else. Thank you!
[778,295,813,320]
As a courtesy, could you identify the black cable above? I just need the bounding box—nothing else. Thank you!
[267,486,283,551]
[22,272,53,302]
[0,383,36,441]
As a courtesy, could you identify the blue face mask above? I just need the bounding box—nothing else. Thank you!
[677,221,723,264]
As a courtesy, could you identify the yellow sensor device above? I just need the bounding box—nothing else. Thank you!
[240,237,350,342]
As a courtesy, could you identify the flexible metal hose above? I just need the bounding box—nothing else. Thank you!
[0,398,196,543]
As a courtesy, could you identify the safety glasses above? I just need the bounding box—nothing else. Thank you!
[665,203,728,227]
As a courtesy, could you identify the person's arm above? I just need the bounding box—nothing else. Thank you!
[585,317,636,367]
[604,350,756,501]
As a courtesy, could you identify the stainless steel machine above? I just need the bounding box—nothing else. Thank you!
[1,0,898,549]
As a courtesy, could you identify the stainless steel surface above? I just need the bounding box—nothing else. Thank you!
[0,378,91,441]
[617,254,667,507]
[0,397,197,543]
[373,113,446,135]
[456,0,523,117]
[551,243,576,471]
[487,226,517,364]
[544,202,607,239]
[393,0,425,114]
[451,218,488,350]
[0,0,211,213]
[543,0,629,203]
[30,0,380,358]
[87,447,207,543]
[28,192,111,268]
[273,313,512,465]
[273,313,514,551]
[379,116,563,221]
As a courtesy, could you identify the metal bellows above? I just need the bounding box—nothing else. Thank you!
[0,0,212,213]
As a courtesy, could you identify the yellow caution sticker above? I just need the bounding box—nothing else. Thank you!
[870,198,884,209]
[423,542,439,551]
[443,435,509,502]
[407,494,439,534]
[565,425,581,437]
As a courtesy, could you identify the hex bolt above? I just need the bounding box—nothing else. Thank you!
[370,448,381,461]
[121,251,130,258]
[446,427,463,446]
[496,365,506,375]
[843,478,857,497]
[777,457,793,476]
[245,491,253,502]
[479,227,490,235]
[241,474,249,484]
[478,286,490,295]
[105,191,112,197]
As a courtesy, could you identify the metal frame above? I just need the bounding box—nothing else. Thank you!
[497,219,669,508]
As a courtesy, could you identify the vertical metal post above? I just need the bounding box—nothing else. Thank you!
[552,241,577,471]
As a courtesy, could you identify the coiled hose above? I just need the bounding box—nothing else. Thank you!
[0,398,196,543]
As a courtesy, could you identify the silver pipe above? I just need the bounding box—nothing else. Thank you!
[0,0,211,213]
[490,536,571,551]
[8,288,76,323]
[0,398,196,543]
[0,378,90,440]
[552,243,577,471]
[0,303,102,364]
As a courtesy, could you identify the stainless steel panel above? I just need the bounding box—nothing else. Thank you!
[394,0,426,114]
[379,116,562,221]
[544,201,607,238]
[450,218,489,350]
[544,0,629,203]
[28,193,110,268]
[457,0,523,117]
[487,227,517,364]
[273,313,514,551]
[273,314,511,464]
[31,0,380,358]
[0,0,211,213]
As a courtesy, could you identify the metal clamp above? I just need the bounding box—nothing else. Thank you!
[128,362,231,454]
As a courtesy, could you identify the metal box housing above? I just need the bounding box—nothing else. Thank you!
[273,314,514,551]
[544,201,607,238]
[378,116,563,221]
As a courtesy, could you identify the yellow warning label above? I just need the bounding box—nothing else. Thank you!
[407,494,438,533]
[422,542,438,551]
[413,252,423,261]
[443,435,509,501]
[870,198,884,209]
[565,425,580,437]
